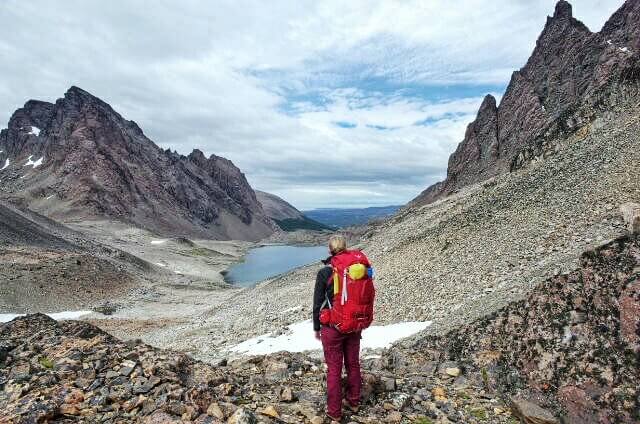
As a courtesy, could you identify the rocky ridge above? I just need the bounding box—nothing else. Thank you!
[412,0,640,205]
[362,98,639,335]
[1,233,638,423]
[0,87,276,241]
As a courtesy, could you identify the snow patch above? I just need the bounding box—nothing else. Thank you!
[229,320,432,355]
[46,194,55,200]
[0,310,92,323]
[607,39,612,45]
[619,47,630,53]
[29,126,41,136]
[1,159,9,170]
[155,262,167,267]
[364,354,382,360]
[24,155,44,168]
[150,239,168,245]
[282,305,302,314]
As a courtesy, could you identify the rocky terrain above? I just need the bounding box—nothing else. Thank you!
[363,100,639,333]
[2,233,637,423]
[0,200,151,312]
[256,191,331,232]
[412,0,640,205]
[0,87,276,241]
[358,0,640,335]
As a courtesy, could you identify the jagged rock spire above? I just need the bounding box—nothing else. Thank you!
[553,0,572,20]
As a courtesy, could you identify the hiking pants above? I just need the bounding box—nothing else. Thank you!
[320,325,361,417]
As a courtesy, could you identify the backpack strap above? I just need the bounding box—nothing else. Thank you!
[320,294,332,310]
[341,268,348,305]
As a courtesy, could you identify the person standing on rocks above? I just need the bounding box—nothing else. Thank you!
[313,234,376,421]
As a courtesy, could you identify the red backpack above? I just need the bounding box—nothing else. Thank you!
[319,250,375,333]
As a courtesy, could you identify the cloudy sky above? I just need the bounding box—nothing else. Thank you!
[0,0,624,209]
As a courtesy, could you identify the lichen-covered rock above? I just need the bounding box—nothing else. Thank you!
[511,398,559,424]
[414,234,640,423]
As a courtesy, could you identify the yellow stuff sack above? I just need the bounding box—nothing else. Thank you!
[348,263,367,280]
[333,271,340,295]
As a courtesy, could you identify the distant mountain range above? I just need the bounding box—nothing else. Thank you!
[0,87,277,241]
[304,205,402,228]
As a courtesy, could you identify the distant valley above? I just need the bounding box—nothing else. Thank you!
[304,205,402,228]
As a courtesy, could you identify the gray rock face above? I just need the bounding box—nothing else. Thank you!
[255,190,305,221]
[0,87,276,240]
[412,0,640,206]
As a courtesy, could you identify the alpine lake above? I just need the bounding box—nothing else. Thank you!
[223,244,327,287]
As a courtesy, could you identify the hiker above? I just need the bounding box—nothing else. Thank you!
[313,234,376,421]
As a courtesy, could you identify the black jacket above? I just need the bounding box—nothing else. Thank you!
[312,266,334,331]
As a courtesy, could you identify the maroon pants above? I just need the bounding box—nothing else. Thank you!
[320,326,362,418]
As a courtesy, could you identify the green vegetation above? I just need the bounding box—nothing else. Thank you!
[39,356,54,369]
[468,407,488,421]
[481,367,489,387]
[274,216,334,232]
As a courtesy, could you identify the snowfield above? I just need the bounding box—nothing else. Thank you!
[24,155,44,168]
[229,319,432,355]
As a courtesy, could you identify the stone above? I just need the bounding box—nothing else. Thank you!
[310,417,324,424]
[390,393,411,410]
[557,385,599,424]
[619,279,640,350]
[134,375,161,394]
[620,203,640,234]
[143,411,181,424]
[380,376,396,392]
[279,386,294,402]
[227,408,257,424]
[260,405,279,418]
[207,402,225,419]
[510,398,559,424]
[264,360,289,382]
[64,390,84,405]
[120,366,134,376]
[432,387,446,401]
[361,373,379,401]
[445,367,461,377]
[386,411,402,423]
[59,404,80,415]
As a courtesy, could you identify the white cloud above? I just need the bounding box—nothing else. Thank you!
[0,0,624,209]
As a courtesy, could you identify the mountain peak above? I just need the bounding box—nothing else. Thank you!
[479,94,497,112]
[553,0,572,20]
[66,85,91,95]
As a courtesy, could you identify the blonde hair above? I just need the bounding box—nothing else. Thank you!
[328,234,347,255]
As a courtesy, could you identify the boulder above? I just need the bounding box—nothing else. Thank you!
[227,408,257,424]
[620,203,640,234]
[510,398,559,424]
